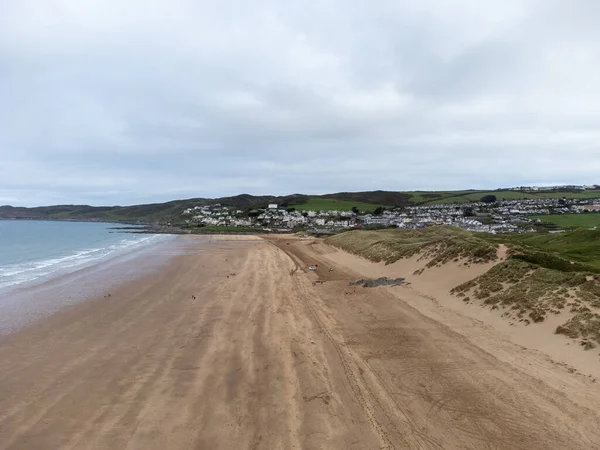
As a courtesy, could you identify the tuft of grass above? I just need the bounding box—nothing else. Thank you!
[452,259,532,295]
[453,252,600,339]
[556,312,600,342]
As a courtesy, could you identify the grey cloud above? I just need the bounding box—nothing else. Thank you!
[1,0,599,206]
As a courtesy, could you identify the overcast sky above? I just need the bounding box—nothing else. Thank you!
[1,0,599,206]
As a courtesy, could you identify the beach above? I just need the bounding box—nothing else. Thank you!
[1,235,600,449]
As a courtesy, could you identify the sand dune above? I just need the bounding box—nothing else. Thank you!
[0,236,599,449]
[311,237,600,378]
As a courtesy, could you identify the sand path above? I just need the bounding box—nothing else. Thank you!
[0,236,599,449]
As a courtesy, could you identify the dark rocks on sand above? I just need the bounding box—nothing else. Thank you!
[349,277,405,288]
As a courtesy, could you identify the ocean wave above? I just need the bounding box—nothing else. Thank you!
[0,234,167,290]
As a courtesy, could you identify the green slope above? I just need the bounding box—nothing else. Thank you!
[291,198,384,212]
[531,214,600,229]
[2,188,599,223]
[419,190,600,205]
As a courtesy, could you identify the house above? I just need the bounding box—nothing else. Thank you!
[364,217,388,225]
[268,204,278,210]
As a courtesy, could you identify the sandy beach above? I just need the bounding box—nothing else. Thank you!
[1,235,600,449]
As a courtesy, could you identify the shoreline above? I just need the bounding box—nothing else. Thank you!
[0,234,181,335]
[1,235,599,448]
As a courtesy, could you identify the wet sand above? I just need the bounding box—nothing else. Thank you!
[0,235,178,335]
[1,235,600,449]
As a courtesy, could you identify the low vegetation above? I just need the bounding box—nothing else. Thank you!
[531,213,600,229]
[453,231,600,343]
[451,259,596,324]
[556,313,600,348]
[487,228,600,269]
[325,227,498,266]
[328,226,600,345]
[290,198,383,213]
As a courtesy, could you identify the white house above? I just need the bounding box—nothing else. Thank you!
[268,203,278,210]
[364,217,388,225]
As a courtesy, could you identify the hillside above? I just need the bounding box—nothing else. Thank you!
[2,188,600,223]
[325,227,600,347]
[0,199,211,223]
[418,189,600,205]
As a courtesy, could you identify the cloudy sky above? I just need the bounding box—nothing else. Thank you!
[1,0,599,206]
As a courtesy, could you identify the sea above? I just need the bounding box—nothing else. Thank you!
[0,220,177,333]
[0,220,170,291]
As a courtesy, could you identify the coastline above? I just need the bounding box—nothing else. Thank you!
[0,233,180,335]
[1,235,599,449]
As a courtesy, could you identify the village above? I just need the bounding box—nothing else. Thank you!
[181,195,600,234]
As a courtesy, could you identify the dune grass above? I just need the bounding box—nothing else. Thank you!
[451,259,595,322]
[325,227,498,266]
[486,228,600,269]
[328,226,600,344]
[451,246,600,341]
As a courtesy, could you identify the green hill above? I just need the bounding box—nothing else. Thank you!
[2,188,599,223]
[420,189,600,205]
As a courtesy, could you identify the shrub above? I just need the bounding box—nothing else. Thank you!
[481,195,497,203]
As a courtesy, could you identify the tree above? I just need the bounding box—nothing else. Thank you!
[373,206,385,216]
[480,195,497,203]
[463,206,475,217]
[286,207,296,213]
[351,206,360,214]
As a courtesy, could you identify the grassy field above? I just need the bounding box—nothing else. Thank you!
[403,190,475,204]
[292,197,384,212]
[421,191,530,204]
[532,213,600,229]
[419,190,600,205]
[486,228,600,269]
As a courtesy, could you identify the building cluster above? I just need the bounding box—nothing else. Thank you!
[506,185,599,191]
[182,204,357,232]
[389,198,600,233]
[182,197,600,234]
